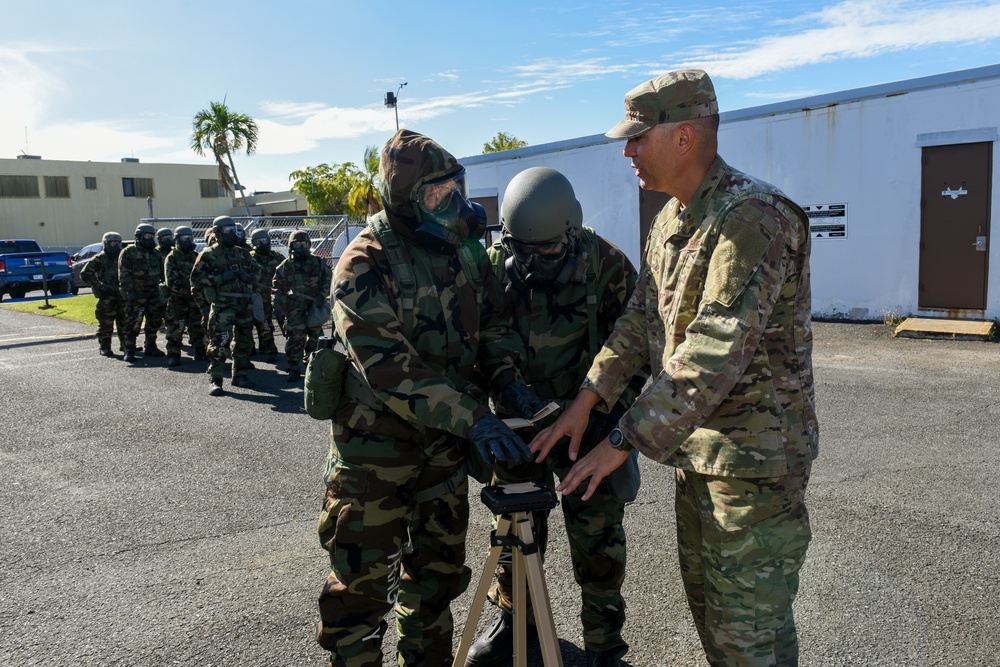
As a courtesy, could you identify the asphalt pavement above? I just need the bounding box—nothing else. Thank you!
[1,307,997,666]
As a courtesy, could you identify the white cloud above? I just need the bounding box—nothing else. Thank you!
[0,44,68,156]
[670,0,1000,78]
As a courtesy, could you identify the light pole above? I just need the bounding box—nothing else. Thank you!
[384,82,407,131]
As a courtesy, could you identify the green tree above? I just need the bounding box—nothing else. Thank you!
[347,145,382,217]
[482,131,527,154]
[190,99,260,201]
[289,163,358,215]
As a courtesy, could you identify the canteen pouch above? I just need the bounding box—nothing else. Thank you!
[304,344,347,420]
[251,292,265,322]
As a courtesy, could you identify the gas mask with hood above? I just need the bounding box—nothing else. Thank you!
[379,130,486,254]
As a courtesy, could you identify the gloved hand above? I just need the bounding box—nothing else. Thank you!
[499,382,548,420]
[468,414,533,468]
[101,285,118,297]
[314,295,328,309]
[200,304,210,317]
[220,269,237,282]
[237,270,253,282]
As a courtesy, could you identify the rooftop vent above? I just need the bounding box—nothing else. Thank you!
[121,157,140,163]
[17,154,41,160]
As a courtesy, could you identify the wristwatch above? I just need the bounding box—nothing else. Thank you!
[608,427,634,452]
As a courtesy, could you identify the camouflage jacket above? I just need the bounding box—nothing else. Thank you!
[164,247,198,299]
[81,251,119,299]
[332,212,526,440]
[118,244,163,300]
[488,228,637,405]
[272,253,331,312]
[583,156,819,477]
[155,246,171,278]
[250,248,283,297]
[189,244,260,308]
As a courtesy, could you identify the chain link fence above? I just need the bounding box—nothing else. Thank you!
[139,215,368,267]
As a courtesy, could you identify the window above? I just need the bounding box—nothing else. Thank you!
[44,176,70,198]
[85,176,97,190]
[199,178,230,198]
[0,174,40,198]
[122,177,154,198]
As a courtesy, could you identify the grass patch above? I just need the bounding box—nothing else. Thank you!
[0,294,99,326]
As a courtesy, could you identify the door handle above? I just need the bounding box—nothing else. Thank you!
[972,236,986,251]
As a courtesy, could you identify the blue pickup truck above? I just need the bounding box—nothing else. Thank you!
[0,239,74,301]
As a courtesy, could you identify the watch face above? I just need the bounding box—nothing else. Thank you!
[609,428,623,446]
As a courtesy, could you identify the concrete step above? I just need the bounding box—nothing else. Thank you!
[894,317,996,341]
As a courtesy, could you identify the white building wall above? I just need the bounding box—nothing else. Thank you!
[0,158,234,248]
[463,65,1000,321]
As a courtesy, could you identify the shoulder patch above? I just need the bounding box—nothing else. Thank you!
[705,203,775,308]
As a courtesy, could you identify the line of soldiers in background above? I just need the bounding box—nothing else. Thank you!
[80,216,331,396]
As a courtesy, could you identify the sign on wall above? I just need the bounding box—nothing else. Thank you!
[803,203,847,240]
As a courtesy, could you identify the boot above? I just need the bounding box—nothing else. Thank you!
[465,612,536,667]
[285,368,301,383]
[166,355,181,367]
[193,346,207,360]
[264,351,278,363]
[231,375,256,389]
[123,349,136,363]
[208,378,224,396]
[585,649,624,667]
[143,344,165,357]
[99,347,114,357]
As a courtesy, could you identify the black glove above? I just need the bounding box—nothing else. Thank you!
[237,270,253,282]
[468,414,532,468]
[200,304,210,317]
[499,382,548,420]
[220,269,237,282]
[101,285,118,297]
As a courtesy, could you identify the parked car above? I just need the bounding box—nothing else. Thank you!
[0,239,74,301]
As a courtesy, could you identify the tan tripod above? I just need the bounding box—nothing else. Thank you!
[454,486,563,667]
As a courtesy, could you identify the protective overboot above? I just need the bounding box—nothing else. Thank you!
[143,344,166,357]
[264,351,278,363]
[166,355,181,367]
[123,349,136,363]
[99,347,114,357]
[231,375,256,389]
[193,346,207,360]
[585,649,624,667]
[285,368,301,383]
[208,378,224,396]
[465,612,536,667]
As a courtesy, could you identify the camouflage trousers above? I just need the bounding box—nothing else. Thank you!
[488,438,628,657]
[284,304,323,372]
[122,295,164,351]
[251,295,278,355]
[164,294,205,356]
[205,301,254,381]
[317,423,471,667]
[675,468,812,667]
[93,297,127,350]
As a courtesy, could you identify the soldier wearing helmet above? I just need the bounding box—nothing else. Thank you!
[314,130,543,667]
[190,215,261,395]
[117,223,166,362]
[81,231,128,358]
[163,225,206,365]
[248,227,281,363]
[271,229,330,380]
[463,167,640,667]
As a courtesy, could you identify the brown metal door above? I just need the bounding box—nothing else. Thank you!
[919,142,992,310]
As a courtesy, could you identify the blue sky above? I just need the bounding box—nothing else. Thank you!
[2,0,999,195]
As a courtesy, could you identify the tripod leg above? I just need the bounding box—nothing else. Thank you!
[452,516,513,667]
[511,518,529,667]
[514,515,564,667]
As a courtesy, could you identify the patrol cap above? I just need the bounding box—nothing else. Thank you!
[605,69,718,140]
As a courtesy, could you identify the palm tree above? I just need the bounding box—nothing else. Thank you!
[190,99,259,207]
[347,145,382,216]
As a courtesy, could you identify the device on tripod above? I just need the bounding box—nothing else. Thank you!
[453,483,564,667]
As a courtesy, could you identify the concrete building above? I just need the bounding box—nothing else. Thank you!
[463,64,1000,322]
[0,156,307,250]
